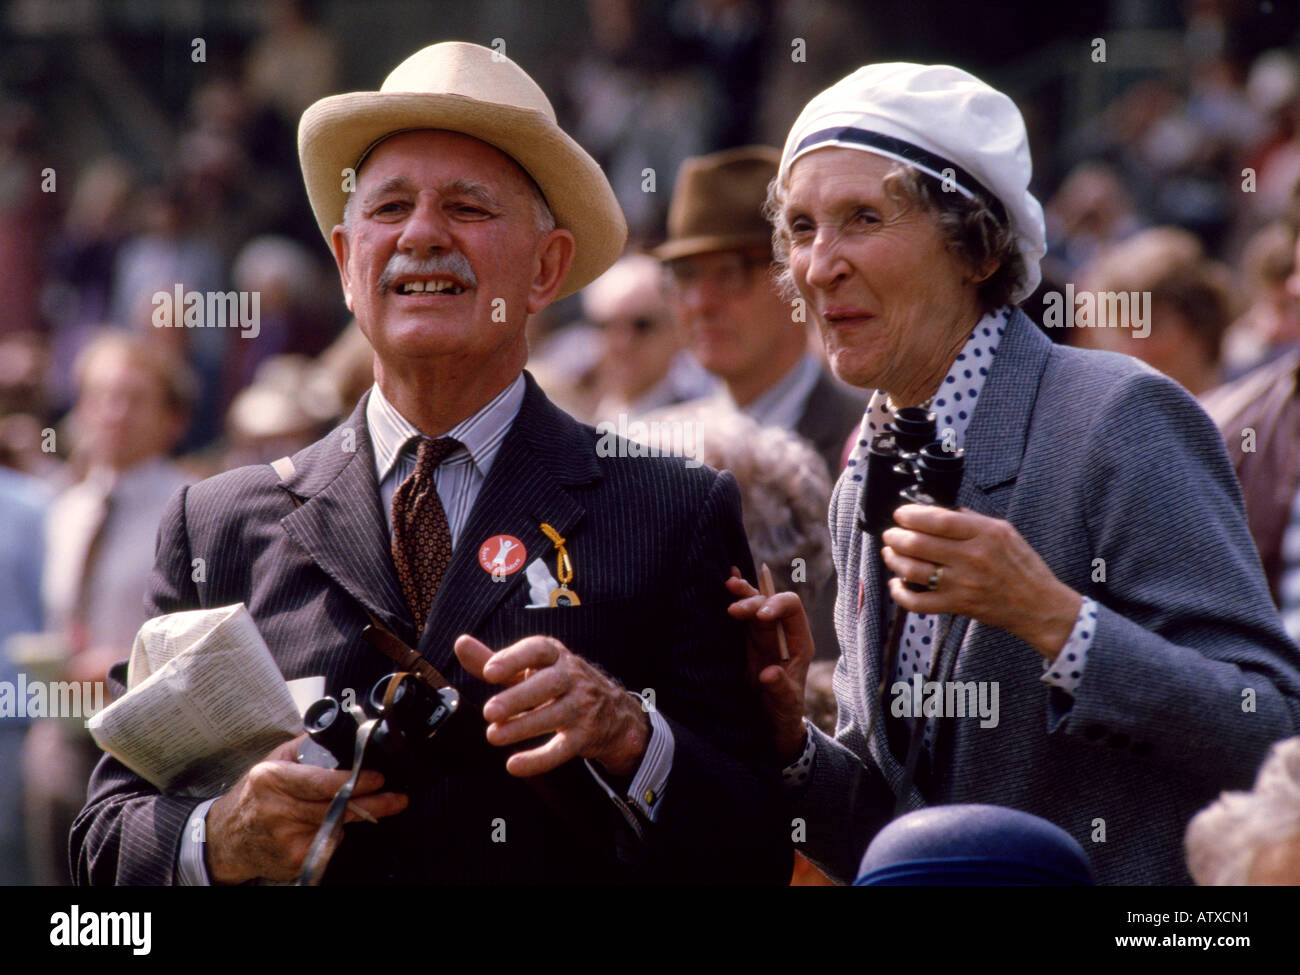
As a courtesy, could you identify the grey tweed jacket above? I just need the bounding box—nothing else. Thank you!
[72,372,789,884]
[796,308,1300,885]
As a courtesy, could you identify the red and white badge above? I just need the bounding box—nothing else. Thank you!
[478,534,526,575]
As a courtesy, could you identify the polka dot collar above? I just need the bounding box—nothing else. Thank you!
[843,307,1012,487]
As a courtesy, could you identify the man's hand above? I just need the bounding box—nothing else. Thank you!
[454,634,650,778]
[204,734,408,885]
[881,504,1083,660]
[725,568,815,765]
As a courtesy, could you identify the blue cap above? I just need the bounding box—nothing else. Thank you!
[854,804,1095,886]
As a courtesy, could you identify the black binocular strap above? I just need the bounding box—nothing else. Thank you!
[298,716,382,886]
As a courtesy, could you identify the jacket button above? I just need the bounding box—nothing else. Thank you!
[1133,742,1152,757]
[1107,733,1129,748]
[1085,724,1106,741]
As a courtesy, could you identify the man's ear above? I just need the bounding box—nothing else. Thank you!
[330,223,355,312]
[526,228,576,315]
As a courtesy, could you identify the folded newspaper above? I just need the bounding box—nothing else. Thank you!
[87,603,304,798]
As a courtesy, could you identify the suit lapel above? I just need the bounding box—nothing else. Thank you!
[277,392,415,642]
[961,308,1050,496]
[794,370,840,450]
[418,373,600,678]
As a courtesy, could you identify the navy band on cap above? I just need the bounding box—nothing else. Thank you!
[794,126,1008,225]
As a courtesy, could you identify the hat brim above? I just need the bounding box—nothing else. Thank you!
[299,92,627,300]
[652,231,774,262]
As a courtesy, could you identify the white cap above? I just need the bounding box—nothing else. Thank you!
[778,62,1046,302]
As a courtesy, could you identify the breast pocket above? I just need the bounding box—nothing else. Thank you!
[495,595,650,673]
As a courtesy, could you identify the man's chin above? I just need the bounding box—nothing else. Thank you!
[695,348,749,380]
[373,326,475,359]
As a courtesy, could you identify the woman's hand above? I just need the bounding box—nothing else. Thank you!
[725,568,816,764]
[881,504,1083,660]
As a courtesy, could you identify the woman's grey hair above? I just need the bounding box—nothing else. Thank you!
[1184,736,1300,885]
[629,404,834,606]
[763,159,1027,313]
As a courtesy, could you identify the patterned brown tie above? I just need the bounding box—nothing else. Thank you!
[390,436,461,632]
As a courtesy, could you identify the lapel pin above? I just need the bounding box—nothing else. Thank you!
[539,522,580,606]
[478,534,526,577]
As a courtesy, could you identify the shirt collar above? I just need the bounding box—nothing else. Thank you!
[84,457,173,499]
[846,306,1012,480]
[737,352,823,429]
[366,373,527,483]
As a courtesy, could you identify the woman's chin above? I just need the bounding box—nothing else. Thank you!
[828,350,882,391]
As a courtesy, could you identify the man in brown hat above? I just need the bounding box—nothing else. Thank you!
[658,146,865,484]
[72,42,787,885]
[659,147,863,661]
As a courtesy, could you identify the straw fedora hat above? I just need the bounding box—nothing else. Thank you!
[654,146,780,262]
[298,41,627,300]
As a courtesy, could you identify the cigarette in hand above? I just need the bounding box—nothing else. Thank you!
[347,802,377,824]
[759,562,790,661]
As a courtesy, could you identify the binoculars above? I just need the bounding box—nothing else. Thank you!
[298,672,459,790]
[857,406,964,590]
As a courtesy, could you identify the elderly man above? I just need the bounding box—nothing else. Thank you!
[659,147,862,664]
[72,42,787,885]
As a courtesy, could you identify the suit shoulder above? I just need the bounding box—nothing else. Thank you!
[183,461,284,507]
[812,368,868,416]
[586,417,725,494]
[1030,343,1232,501]
[164,462,296,543]
[1039,342,1210,428]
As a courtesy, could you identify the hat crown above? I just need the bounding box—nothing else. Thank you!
[659,146,779,260]
[381,42,556,123]
[782,63,1026,184]
[298,42,626,300]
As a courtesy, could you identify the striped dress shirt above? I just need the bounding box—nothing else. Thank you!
[367,375,525,542]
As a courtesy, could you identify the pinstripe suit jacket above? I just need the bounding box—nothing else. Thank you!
[795,308,1300,885]
[72,372,790,884]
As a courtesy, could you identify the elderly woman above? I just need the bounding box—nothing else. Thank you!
[727,63,1300,885]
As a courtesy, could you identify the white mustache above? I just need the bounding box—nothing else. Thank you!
[378,252,477,294]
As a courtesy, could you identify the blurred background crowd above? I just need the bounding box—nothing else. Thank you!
[3,0,1300,885]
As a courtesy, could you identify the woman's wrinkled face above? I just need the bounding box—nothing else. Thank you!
[782,148,983,394]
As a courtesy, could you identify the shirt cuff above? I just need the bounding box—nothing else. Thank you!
[626,707,673,819]
[1040,596,1098,696]
[781,720,816,790]
[585,703,674,825]
[176,797,217,886]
